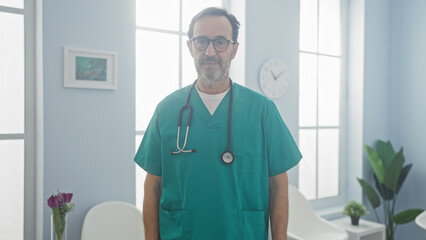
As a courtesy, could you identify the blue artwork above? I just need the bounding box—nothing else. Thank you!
[75,56,107,81]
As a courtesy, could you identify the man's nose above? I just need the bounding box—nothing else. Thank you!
[205,42,216,56]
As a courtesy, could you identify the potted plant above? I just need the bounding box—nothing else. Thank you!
[358,140,424,240]
[343,200,369,225]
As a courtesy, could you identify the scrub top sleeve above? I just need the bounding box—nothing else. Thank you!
[134,106,162,176]
[265,102,302,177]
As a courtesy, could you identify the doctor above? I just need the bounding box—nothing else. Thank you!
[135,7,302,240]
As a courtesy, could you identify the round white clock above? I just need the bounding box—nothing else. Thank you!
[259,58,289,99]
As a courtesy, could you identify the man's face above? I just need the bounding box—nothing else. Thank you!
[187,16,239,85]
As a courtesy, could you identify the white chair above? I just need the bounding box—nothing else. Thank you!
[81,201,145,240]
[415,210,426,230]
[287,185,348,240]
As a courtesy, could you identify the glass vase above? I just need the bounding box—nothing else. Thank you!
[51,214,67,240]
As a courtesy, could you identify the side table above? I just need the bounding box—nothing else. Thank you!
[331,217,385,240]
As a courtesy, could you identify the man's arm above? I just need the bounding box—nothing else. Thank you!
[143,173,162,240]
[269,171,289,240]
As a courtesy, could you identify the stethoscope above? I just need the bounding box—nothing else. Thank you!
[170,80,235,164]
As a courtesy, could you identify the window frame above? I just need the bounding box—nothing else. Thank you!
[0,0,37,238]
[298,0,348,209]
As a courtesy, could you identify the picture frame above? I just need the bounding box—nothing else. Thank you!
[63,47,117,90]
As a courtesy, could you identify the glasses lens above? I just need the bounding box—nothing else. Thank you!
[213,39,228,52]
[192,37,230,52]
[194,37,208,50]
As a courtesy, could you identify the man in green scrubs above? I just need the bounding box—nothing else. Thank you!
[135,7,302,240]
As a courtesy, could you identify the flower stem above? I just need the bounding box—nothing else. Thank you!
[52,208,64,240]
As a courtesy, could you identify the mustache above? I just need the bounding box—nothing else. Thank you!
[200,56,221,64]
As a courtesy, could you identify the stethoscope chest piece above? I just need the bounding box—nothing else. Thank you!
[221,151,234,164]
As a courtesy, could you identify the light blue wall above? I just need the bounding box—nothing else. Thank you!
[389,0,426,239]
[363,0,426,239]
[245,0,301,184]
[363,0,391,148]
[42,0,135,239]
[362,0,391,220]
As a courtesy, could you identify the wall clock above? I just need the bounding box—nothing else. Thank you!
[259,58,289,99]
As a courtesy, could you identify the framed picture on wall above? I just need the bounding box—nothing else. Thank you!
[63,47,117,90]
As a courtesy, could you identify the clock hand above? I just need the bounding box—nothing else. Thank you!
[270,70,277,80]
[275,71,285,79]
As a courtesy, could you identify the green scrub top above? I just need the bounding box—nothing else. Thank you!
[135,83,302,240]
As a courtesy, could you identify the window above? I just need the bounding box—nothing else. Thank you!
[298,0,346,205]
[0,0,36,239]
[134,0,227,209]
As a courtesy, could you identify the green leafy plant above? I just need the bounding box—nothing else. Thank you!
[343,200,369,218]
[358,140,424,240]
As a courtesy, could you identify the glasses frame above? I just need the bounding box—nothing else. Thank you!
[190,37,234,52]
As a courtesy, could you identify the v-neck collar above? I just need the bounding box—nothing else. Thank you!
[191,86,231,129]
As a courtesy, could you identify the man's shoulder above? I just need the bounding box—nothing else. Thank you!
[233,83,274,106]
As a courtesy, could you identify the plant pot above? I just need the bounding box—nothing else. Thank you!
[351,216,360,226]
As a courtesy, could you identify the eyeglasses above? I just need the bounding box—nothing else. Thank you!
[191,37,234,52]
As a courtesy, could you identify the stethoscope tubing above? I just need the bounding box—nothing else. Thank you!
[170,80,234,164]
[171,84,197,155]
[226,82,233,153]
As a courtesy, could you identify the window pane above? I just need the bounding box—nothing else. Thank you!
[319,0,340,55]
[182,0,221,33]
[135,135,146,211]
[0,140,24,240]
[299,53,317,127]
[182,37,197,87]
[0,0,23,8]
[318,56,340,126]
[135,134,143,153]
[136,30,179,131]
[0,12,24,134]
[298,129,317,200]
[299,0,318,52]
[136,0,179,31]
[318,128,339,198]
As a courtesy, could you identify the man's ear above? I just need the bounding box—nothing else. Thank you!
[231,42,239,60]
[187,40,194,57]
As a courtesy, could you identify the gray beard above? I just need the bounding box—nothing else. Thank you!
[200,70,224,87]
[198,63,231,88]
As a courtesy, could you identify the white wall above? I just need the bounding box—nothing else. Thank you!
[346,0,364,204]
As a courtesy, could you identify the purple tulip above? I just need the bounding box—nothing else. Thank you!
[47,195,54,208]
[47,195,60,208]
[62,193,73,203]
[53,196,60,208]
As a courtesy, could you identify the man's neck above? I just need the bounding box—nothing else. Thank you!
[197,77,230,94]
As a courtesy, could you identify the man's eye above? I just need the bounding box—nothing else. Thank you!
[197,38,208,45]
[215,40,226,46]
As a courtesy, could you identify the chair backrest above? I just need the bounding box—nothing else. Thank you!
[288,185,328,237]
[81,201,144,240]
[288,185,320,225]
[415,210,426,230]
